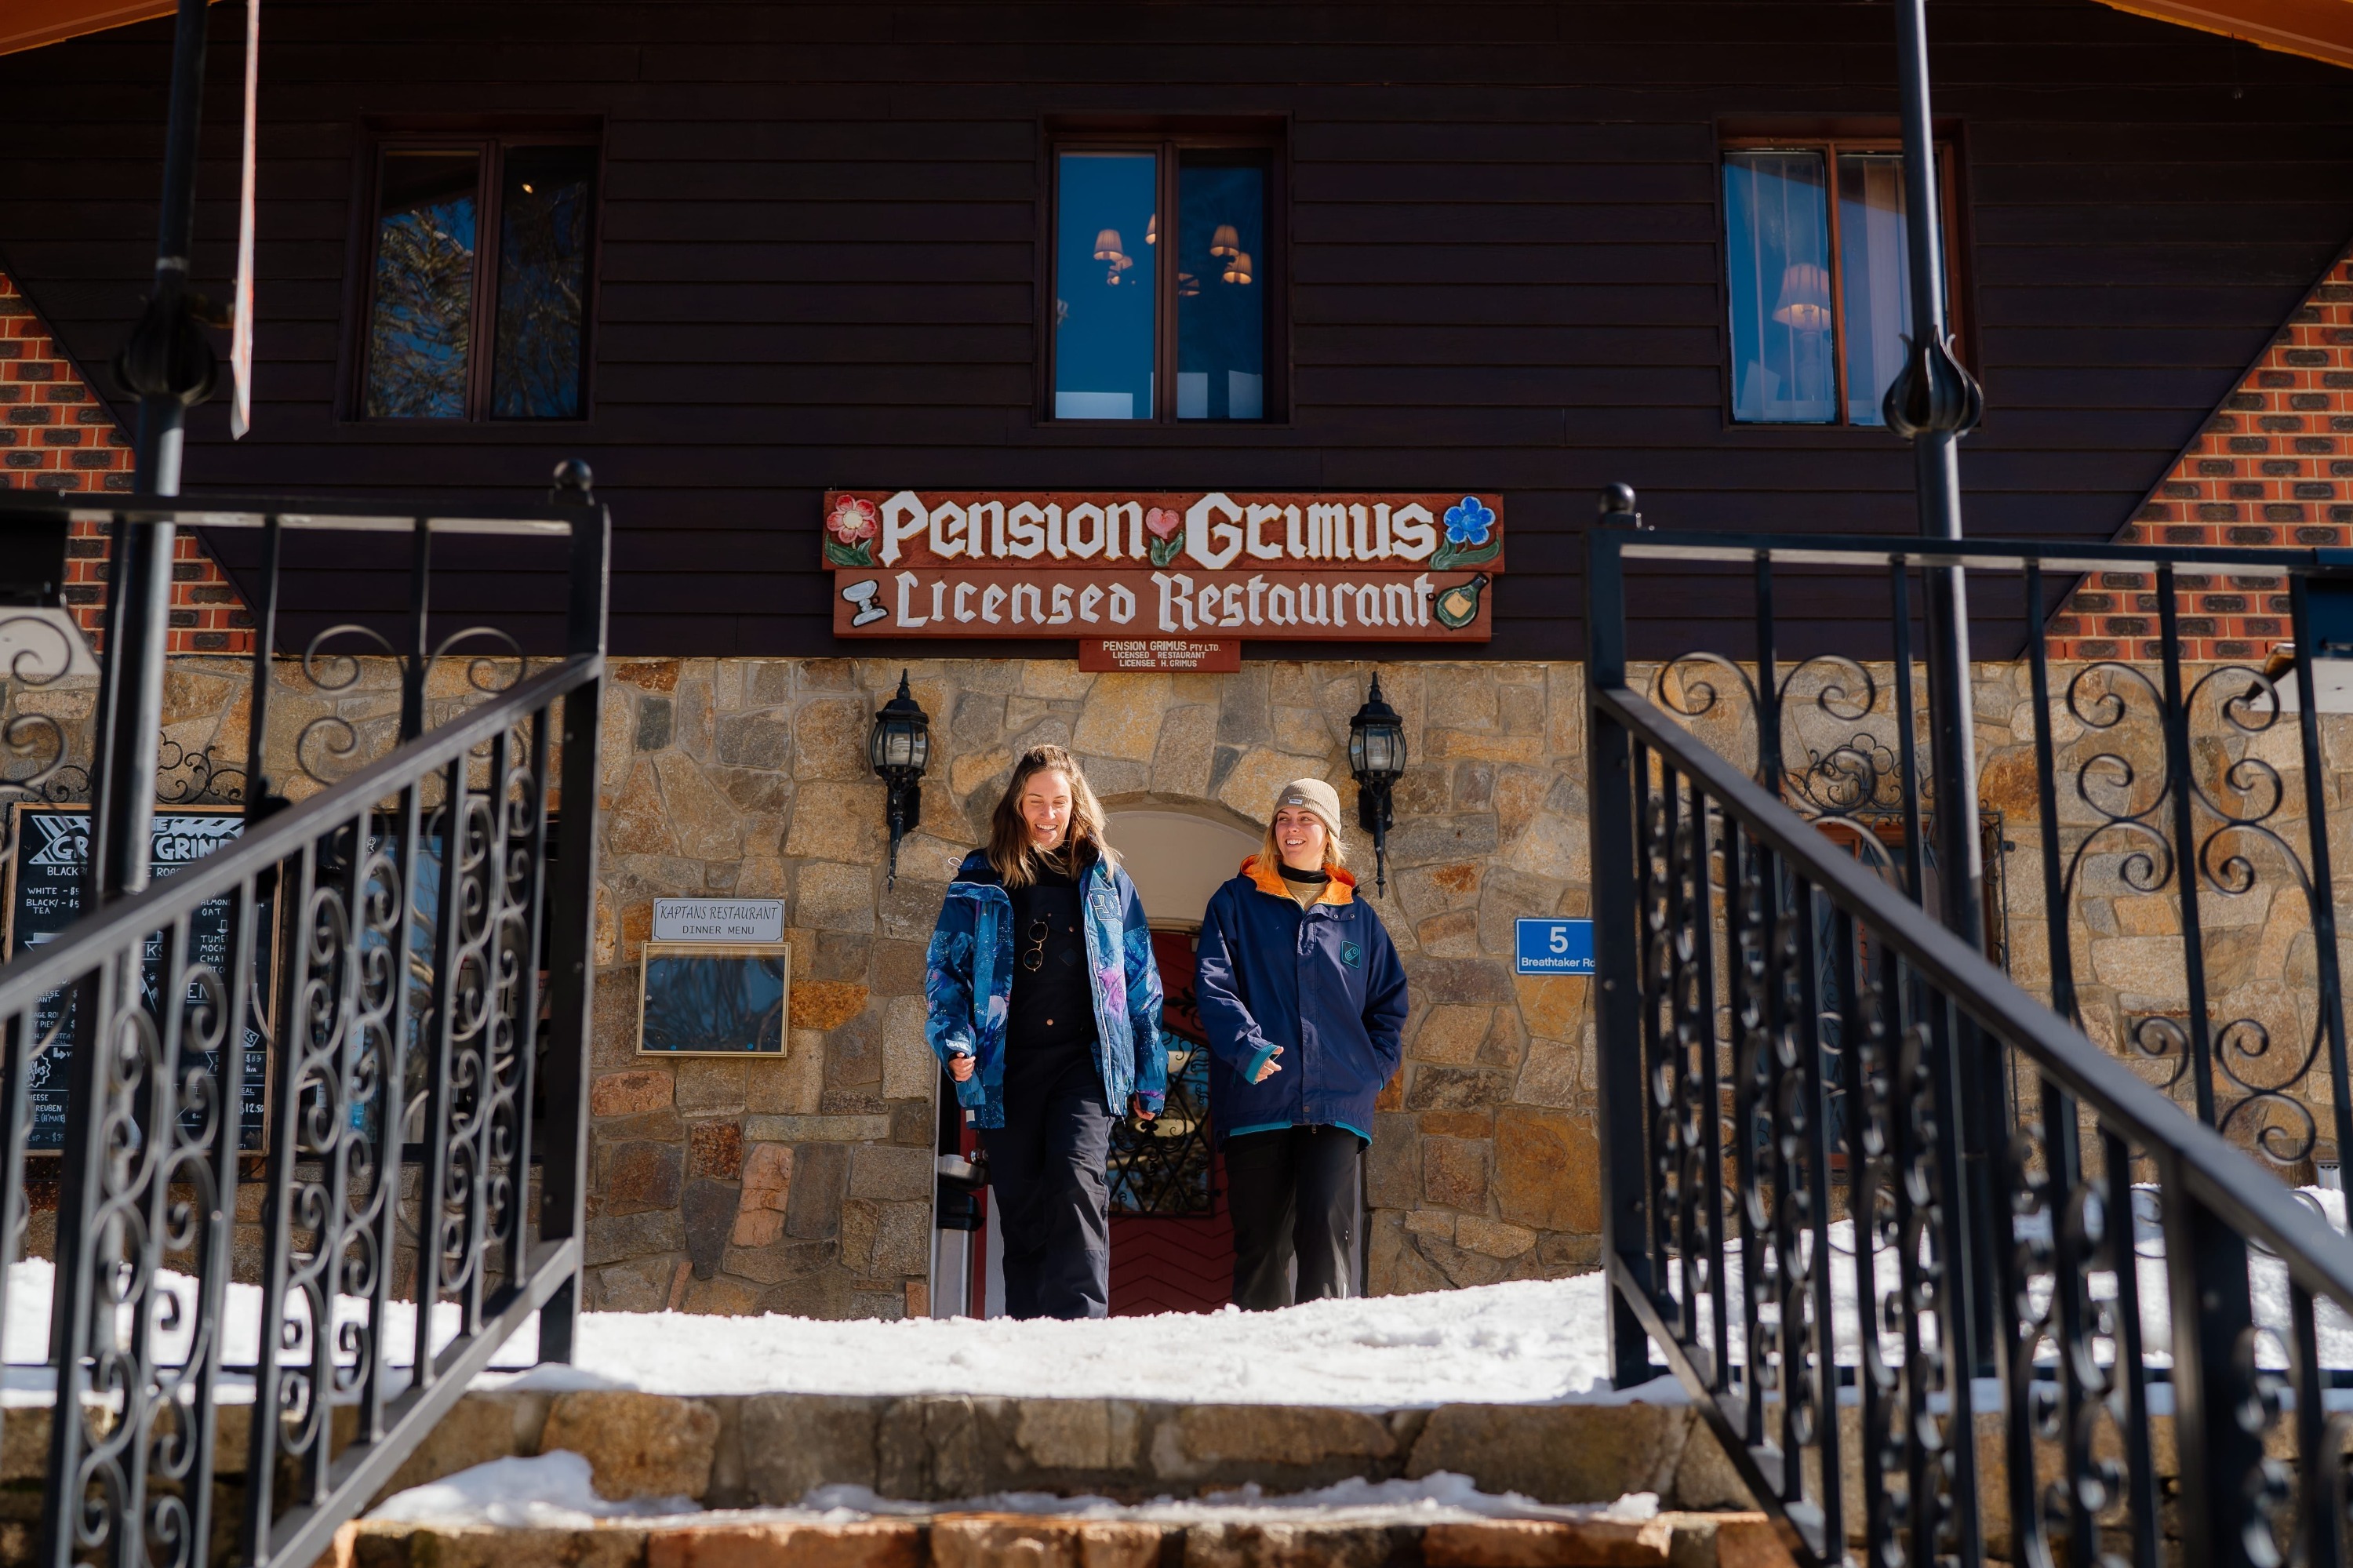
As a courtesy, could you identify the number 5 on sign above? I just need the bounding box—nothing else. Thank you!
[1515,918,1595,976]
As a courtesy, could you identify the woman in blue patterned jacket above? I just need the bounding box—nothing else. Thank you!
[923,744,1167,1319]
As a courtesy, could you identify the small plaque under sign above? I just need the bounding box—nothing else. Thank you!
[1080,639,1242,673]
[1515,917,1595,976]
[653,898,785,944]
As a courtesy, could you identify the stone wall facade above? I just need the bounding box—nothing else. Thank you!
[580,655,1602,1315]
[6,648,2350,1316]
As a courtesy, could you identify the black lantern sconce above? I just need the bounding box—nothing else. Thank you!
[1347,675,1408,897]
[868,671,931,890]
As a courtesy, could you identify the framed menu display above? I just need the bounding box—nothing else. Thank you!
[2,805,273,1151]
[637,940,791,1058]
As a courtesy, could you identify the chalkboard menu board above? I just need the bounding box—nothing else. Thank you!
[3,806,271,1151]
[638,942,791,1057]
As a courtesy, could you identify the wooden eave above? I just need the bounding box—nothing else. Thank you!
[2093,0,2353,68]
[1,0,213,57]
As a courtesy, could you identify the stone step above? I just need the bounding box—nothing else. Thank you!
[387,1387,1756,1512]
[336,1505,1796,1568]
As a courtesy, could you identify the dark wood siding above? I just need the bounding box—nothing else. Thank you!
[1,0,2350,658]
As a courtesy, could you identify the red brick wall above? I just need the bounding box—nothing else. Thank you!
[2048,249,2353,664]
[0,268,251,654]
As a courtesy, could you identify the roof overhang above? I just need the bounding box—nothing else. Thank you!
[1,0,213,58]
[2093,0,2353,69]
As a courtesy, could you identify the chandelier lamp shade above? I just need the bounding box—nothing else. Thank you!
[869,670,932,890]
[1347,674,1408,896]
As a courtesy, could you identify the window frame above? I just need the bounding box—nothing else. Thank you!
[351,129,604,424]
[1718,136,1969,429]
[1040,126,1289,427]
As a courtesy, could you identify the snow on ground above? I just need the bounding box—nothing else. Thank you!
[485,1272,1672,1408]
[365,1450,1664,1530]
[13,1183,2351,1414]
[2,1257,1668,1409]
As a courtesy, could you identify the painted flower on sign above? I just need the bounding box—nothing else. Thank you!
[824,497,879,566]
[1442,496,1494,548]
[1431,494,1500,571]
[1145,506,1186,566]
[828,497,878,544]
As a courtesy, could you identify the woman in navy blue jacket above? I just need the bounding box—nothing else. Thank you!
[1195,778,1409,1309]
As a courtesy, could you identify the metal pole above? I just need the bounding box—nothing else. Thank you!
[1586,493,1657,1389]
[87,0,220,907]
[1884,0,2002,1381]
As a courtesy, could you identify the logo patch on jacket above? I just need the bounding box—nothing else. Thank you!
[1341,940,1362,968]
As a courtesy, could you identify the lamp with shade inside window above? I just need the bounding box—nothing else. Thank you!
[1094,227,1132,283]
[1209,223,1240,258]
[1771,262,1832,333]
[1220,250,1253,286]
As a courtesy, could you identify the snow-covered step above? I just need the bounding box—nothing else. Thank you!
[338,1453,1795,1568]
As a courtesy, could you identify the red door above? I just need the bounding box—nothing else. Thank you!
[1107,930,1234,1315]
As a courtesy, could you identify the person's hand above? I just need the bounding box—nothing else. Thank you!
[1129,1095,1157,1121]
[1253,1046,1283,1084]
[947,1053,975,1082]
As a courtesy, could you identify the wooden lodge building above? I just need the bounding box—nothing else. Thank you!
[2,0,2352,1319]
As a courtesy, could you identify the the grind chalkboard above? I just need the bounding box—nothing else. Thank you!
[3,806,271,1151]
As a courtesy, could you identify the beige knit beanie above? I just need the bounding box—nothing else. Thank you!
[1272,777,1345,838]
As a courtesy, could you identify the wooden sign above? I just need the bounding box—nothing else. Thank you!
[825,490,1502,642]
[4,805,272,1152]
[1079,638,1242,672]
[637,940,791,1057]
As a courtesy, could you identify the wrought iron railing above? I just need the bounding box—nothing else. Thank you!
[1590,520,2353,1568]
[0,485,606,1568]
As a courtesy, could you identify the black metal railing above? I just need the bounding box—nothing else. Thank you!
[1603,524,2353,1171]
[1590,521,2353,1568]
[0,485,606,1568]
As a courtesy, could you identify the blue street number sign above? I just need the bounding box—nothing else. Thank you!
[1515,917,1595,976]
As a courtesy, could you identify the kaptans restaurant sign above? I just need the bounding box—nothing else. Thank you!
[824,490,1503,642]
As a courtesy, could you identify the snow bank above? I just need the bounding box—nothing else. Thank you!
[486,1273,1676,1408]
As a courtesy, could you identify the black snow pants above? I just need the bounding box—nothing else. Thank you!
[980,1041,1114,1319]
[1224,1123,1362,1311]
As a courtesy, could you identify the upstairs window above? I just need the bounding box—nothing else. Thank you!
[362,138,598,420]
[1050,134,1282,422]
[1722,141,1962,426]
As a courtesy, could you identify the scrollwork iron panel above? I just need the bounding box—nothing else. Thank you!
[0,487,606,1568]
[1592,521,2353,1568]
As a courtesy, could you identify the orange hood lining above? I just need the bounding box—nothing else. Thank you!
[1242,853,1357,907]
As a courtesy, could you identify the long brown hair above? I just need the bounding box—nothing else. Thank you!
[987,744,1118,889]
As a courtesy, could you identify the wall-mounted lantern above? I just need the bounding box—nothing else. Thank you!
[868,671,930,890]
[1348,674,1407,897]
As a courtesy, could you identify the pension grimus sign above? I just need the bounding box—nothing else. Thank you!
[824,490,1503,642]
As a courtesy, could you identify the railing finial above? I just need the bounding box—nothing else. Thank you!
[1598,482,1646,530]
[552,458,595,500]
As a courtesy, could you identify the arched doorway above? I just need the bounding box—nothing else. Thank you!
[1102,809,1261,1315]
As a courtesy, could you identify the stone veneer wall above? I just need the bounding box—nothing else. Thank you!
[5,651,2350,1313]
[583,656,1602,1315]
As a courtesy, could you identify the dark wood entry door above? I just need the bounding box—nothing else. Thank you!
[1107,929,1234,1315]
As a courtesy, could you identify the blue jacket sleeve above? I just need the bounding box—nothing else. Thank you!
[1359,908,1409,1079]
[1118,871,1169,1111]
[923,892,987,1109]
[1195,885,1279,1075]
